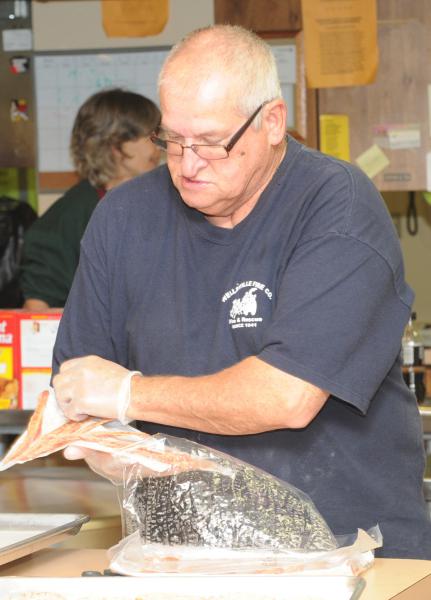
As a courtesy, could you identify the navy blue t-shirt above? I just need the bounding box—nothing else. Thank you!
[53,137,431,558]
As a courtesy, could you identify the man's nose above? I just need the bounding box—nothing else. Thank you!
[180,146,207,177]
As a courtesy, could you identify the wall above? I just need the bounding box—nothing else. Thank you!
[32,0,214,50]
[384,192,431,324]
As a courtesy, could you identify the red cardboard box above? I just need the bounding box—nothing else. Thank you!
[0,310,62,410]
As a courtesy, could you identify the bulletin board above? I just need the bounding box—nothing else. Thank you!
[318,7,431,192]
[34,44,300,190]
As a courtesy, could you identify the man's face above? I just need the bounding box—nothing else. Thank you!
[159,86,276,227]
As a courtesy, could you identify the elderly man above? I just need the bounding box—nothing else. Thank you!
[52,25,431,559]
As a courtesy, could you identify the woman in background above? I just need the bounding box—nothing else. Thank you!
[20,88,161,310]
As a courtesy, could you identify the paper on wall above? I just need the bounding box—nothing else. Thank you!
[302,0,378,88]
[2,29,32,52]
[319,115,350,161]
[373,124,421,150]
[355,144,389,179]
[101,0,169,37]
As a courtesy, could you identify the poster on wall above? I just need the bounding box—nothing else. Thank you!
[302,0,378,88]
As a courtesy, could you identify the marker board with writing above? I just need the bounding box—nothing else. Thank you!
[34,49,170,175]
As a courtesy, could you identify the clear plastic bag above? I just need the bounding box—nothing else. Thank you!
[109,527,381,576]
[112,434,382,576]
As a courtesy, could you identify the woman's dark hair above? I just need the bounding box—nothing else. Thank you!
[70,88,161,187]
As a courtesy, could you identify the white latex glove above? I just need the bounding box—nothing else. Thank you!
[64,444,167,484]
[64,446,126,485]
[53,355,141,424]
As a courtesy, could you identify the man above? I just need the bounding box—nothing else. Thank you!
[52,25,431,558]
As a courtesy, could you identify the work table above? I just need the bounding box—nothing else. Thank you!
[0,548,430,600]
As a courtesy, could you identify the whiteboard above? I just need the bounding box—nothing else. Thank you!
[272,44,296,130]
[34,46,296,173]
[34,49,170,172]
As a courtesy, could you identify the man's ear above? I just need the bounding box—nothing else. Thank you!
[263,99,287,145]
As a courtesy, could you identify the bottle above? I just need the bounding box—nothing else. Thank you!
[402,312,426,403]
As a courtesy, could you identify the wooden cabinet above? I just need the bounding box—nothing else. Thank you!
[214,0,302,33]
[318,0,430,191]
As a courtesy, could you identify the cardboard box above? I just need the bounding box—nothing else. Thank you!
[0,310,62,410]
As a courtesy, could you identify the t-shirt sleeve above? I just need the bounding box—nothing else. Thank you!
[258,232,413,414]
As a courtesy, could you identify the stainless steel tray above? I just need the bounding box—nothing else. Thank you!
[0,512,89,566]
[0,574,366,599]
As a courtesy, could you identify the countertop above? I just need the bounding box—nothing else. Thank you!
[0,548,430,600]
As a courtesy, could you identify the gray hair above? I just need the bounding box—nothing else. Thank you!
[158,25,282,128]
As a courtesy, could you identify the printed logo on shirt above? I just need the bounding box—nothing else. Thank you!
[221,281,272,330]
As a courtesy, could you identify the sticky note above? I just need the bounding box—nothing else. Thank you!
[373,123,421,150]
[355,144,389,179]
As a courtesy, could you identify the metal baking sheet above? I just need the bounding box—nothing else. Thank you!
[0,513,89,566]
[0,574,366,599]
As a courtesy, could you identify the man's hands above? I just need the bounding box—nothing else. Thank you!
[64,446,125,484]
[53,355,141,423]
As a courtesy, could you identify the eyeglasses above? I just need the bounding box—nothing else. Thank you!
[150,103,266,160]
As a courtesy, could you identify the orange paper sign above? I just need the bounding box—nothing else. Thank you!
[302,0,378,88]
[102,0,169,38]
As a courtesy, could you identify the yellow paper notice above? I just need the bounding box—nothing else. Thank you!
[102,0,169,37]
[302,0,378,88]
[319,115,350,162]
[356,145,389,180]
